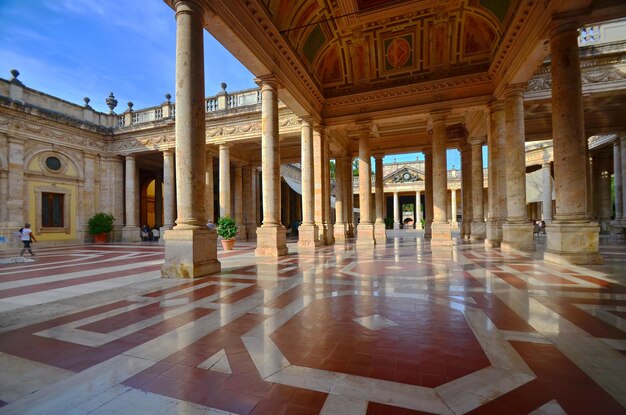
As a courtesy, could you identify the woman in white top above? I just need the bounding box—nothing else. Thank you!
[20,223,37,256]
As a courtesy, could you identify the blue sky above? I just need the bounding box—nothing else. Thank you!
[0,0,466,167]
[0,0,256,112]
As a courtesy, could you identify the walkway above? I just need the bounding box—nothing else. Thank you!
[0,238,624,414]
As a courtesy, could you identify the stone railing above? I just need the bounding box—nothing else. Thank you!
[117,87,262,128]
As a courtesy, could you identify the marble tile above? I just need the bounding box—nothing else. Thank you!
[197,349,232,374]
[0,352,73,404]
[435,366,534,414]
[319,393,368,415]
[352,314,399,330]
[87,388,235,415]
[528,399,568,415]
[241,336,290,379]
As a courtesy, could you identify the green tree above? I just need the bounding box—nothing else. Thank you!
[329,160,336,180]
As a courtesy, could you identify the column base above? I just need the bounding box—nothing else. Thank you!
[298,224,321,248]
[334,222,347,243]
[450,221,459,230]
[431,222,453,246]
[470,221,486,241]
[255,226,288,257]
[393,222,400,230]
[374,222,387,243]
[325,223,335,245]
[162,229,220,278]
[316,222,327,246]
[424,221,432,239]
[122,226,141,242]
[501,222,535,252]
[356,223,375,247]
[544,221,603,265]
[485,219,503,247]
[346,224,355,238]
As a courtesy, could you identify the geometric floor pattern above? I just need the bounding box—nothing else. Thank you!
[0,236,624,414]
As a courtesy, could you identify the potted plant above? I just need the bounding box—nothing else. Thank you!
[88,212,115,243]
[217,216,238,250]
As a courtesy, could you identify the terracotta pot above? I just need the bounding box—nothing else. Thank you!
[94,233,108,243]
[221,238,236,251]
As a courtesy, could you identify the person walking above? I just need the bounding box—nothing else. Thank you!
[20,223,37,257]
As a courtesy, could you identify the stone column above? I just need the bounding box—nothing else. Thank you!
[424,150,433,239]
[485,101,506,247]
[255,76,288,256]
[622,136,626,225]
[234,165,246,239]
[430,111,452,245]
[614,140,622,221]
[451,189,458,229]
[154,175,163,228]
[242,165,254,240]
[356,122,375,246]
[163,0,220,277]
[545,21,601,264]
[219,144,231,217]
[541,162,553,223]
[162,149,176,231]
[460,143,472,239]
[323,134,334,244]
[334,156,347,242]
[470,138,486,240]
[393,192,400,230]
[313,127,327,243]
[415,191,422,229]
[345,157,355,238]
[122,155,140,241]
[501,85,534,252]
[597,155,612,227]
[298,119,319,248]
[248,166,261,237]
[374,154,386,241]
[205,152,214,223]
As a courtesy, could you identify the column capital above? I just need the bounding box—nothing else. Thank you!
[254,75,280,90]
[503,83,527,98]
[488,100,505,112]
[549,19,581,39]
[469,136,486,147]
[218,143,231,150]
[429,109,449,123]
[356,120,372,133]
[173,0,206,18]
[372,152,385,160]
[300,116,315,127]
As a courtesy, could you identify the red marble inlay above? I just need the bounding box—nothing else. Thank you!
[467,342,625,415]
[271,296,490,387]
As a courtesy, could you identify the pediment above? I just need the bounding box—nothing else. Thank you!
[384,166,423,184]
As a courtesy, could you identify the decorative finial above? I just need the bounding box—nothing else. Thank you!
[127,101,134,111]
[9,69,23,85]
[106,92,118,113]
[83,97,91,108]
[220,82,227,91]
[165,93,171,103]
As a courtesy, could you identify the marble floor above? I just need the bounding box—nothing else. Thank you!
[0,235,624,414]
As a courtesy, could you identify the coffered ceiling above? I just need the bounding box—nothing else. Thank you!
[262,0,508,97]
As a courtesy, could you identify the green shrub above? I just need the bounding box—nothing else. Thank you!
[217,216,238,240]
[88,212,115,234]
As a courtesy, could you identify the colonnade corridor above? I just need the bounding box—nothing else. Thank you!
[0,235,624,414]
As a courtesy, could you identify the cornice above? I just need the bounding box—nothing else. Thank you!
[0,108,110,152]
